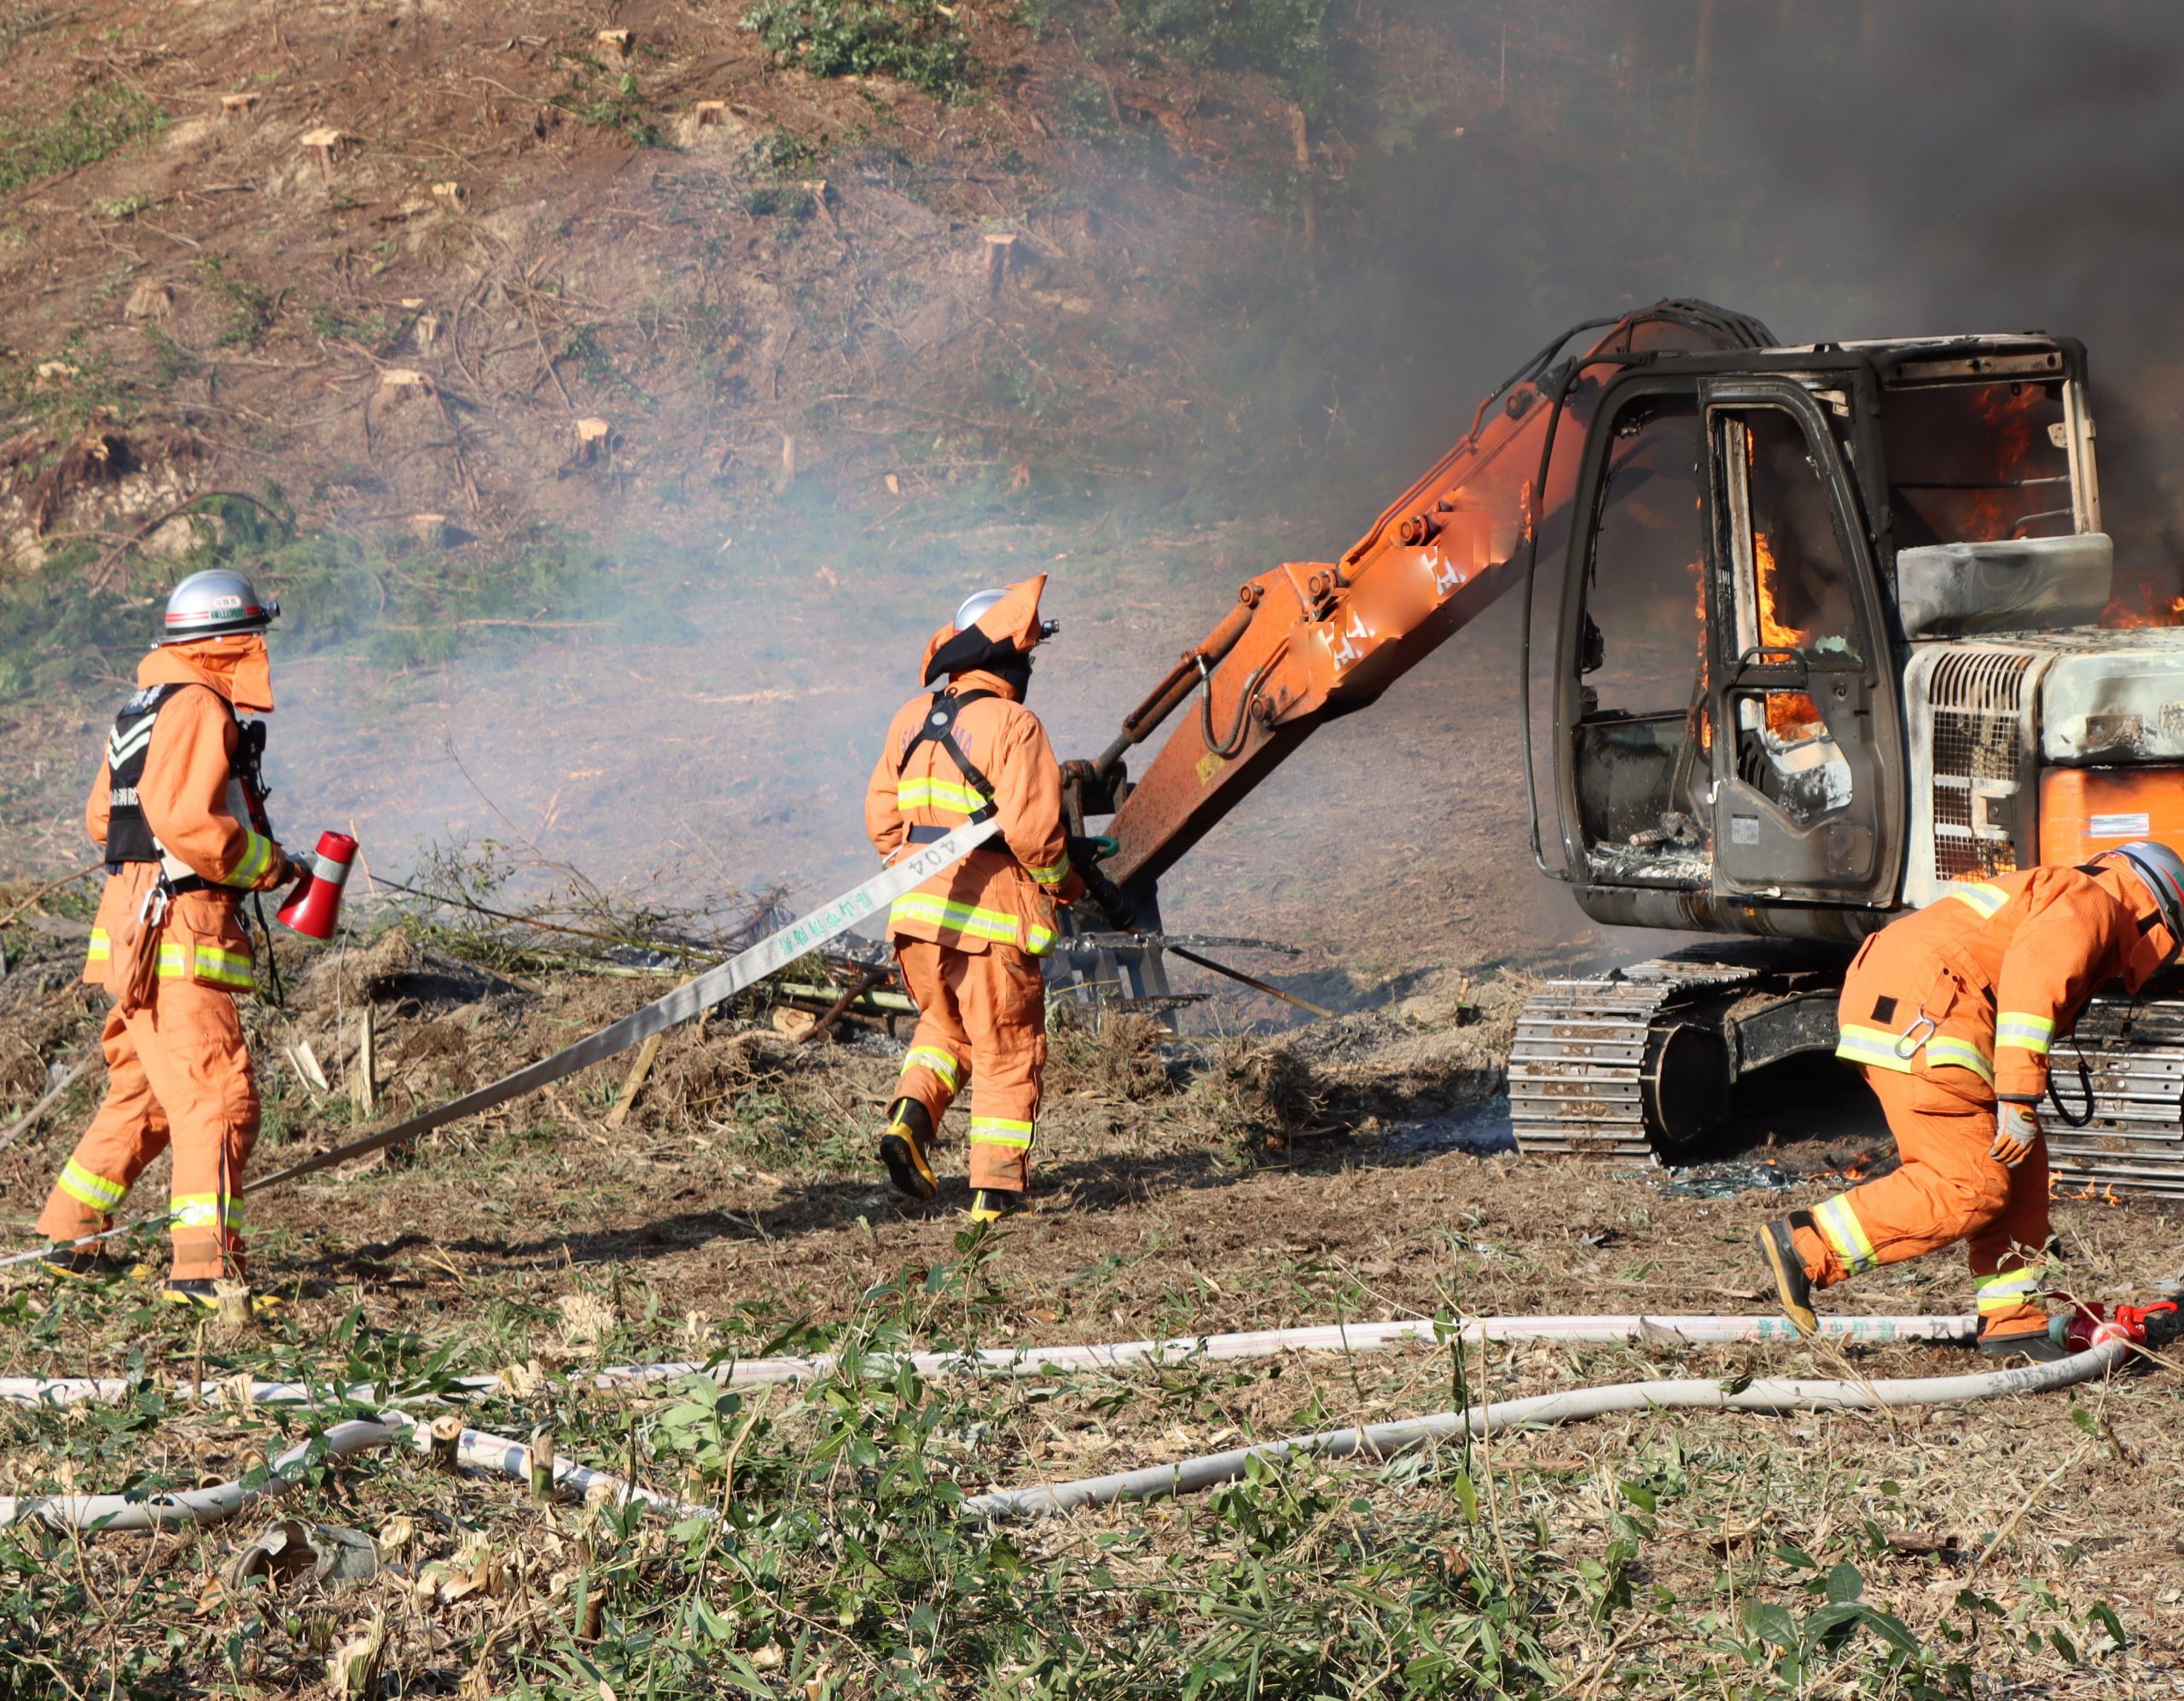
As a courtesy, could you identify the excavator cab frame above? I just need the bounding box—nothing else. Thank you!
[1548,354,1908,935]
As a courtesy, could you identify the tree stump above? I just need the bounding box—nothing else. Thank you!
[983,232,1018,296]
[298,127,349,177]
[572,417,613,465]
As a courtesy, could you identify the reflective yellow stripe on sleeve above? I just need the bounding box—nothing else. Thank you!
[1027,851,1072,887]
[1995,1012,2055,1054]
[86,927,113,963]
[1943,881,2009,920]
[1814,1193,1879,1274]
[968,1116,1035,1150]
[902,1047,962,1090]
[227,830,276,888]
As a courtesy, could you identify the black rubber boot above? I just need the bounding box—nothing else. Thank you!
[878,1098,939,1202]
[1755,1211,1819,1338]
[42,1246,120,1282]
[160,1279,282,1315]
[967,1188,1027,1225]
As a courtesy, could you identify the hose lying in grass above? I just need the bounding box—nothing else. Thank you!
[0,1313,1981,1411]
[961,1336,2136,1520]
[0,1313,2016,1536]
[0,1413,713,1533]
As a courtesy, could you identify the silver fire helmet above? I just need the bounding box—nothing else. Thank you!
[952,587,1009,634]
[162,567,278,643]
[2107,840,2184,955]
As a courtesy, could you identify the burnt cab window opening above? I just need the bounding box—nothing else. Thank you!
[1879,380,2071,546]
[1573,393,1711,866]
[1719,407,1857,830]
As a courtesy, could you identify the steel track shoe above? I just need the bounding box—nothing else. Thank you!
[878,1099,939,1202]
[1755,1212,1818,1338]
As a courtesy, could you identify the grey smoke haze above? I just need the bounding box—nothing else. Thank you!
[270,1,2184,978]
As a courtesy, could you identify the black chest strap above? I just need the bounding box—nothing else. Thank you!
[897,689,1001,823]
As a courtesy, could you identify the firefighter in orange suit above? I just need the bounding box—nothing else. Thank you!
[865,578,1084,1222]
[1757,842,2184,1360]
[38,567,300,1306]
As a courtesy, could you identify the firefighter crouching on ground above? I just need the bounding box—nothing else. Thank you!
[38,568,303,1308]
[1757,842,2184,1361]
[864,578,1084,1222]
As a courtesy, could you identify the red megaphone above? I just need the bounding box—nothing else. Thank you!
[276,830,358,941]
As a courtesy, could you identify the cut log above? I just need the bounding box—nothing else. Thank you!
[219,92,260,121]
[431,180,466,212]
[595,27,633,54]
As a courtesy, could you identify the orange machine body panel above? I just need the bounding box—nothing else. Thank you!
[2038,766,2184,865]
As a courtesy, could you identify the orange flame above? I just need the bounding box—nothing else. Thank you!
[1751,530,1827,740]
[1753,531,1804,649]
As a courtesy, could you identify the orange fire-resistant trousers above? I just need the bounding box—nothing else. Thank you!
[891,938,1046,1194]
[36,979,258,1280]
[1791,1064,2049,1339]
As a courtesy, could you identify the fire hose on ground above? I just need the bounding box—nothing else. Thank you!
[0,1310,2159,1534]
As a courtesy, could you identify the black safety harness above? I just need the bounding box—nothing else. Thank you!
[101,679,285,999]
[896,688,1000,845]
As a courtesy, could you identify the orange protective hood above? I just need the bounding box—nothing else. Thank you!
[919,575,1049,681]
[137,633,274,713]
[2092,857,2176,988]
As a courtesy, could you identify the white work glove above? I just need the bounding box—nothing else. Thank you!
[1991,1100,2042,1170]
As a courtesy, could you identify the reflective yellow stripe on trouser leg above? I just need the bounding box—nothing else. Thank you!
[58,1159,129,1213]
[1814,1193,1879,1275]
[968,1117,1035,1151]
[901,1046,962,1093]
[1972,1267,2043,1316]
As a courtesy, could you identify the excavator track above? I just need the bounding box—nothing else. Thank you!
[1511,950,2184,1193]
[2047,996,2184,1197]
[1508,951,1769,1162]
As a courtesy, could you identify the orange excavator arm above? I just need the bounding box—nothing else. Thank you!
[1066,301,1776,910]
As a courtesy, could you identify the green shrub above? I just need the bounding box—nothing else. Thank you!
[1118,0,1333,113]
[0,84,165,194]
[741,0,975,99]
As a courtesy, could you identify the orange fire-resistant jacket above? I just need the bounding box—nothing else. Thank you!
[84,635,290,997]
[865,581,1084,956]
[1835,861,2175,1106]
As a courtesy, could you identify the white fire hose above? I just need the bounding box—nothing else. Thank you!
[3,1309,2133,1535]
[962,1335,2136,1519]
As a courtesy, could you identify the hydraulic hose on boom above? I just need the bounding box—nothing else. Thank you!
[1065,300,1776,920]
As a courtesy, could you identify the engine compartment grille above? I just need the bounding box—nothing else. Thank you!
[1926,649,2033,881]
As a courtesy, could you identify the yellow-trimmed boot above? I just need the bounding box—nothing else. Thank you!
[878,1099,939,1202]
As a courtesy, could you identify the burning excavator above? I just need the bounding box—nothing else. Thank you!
[1058,300,2184,1195]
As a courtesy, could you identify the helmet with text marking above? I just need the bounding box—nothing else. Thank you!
[162,566,277,643]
